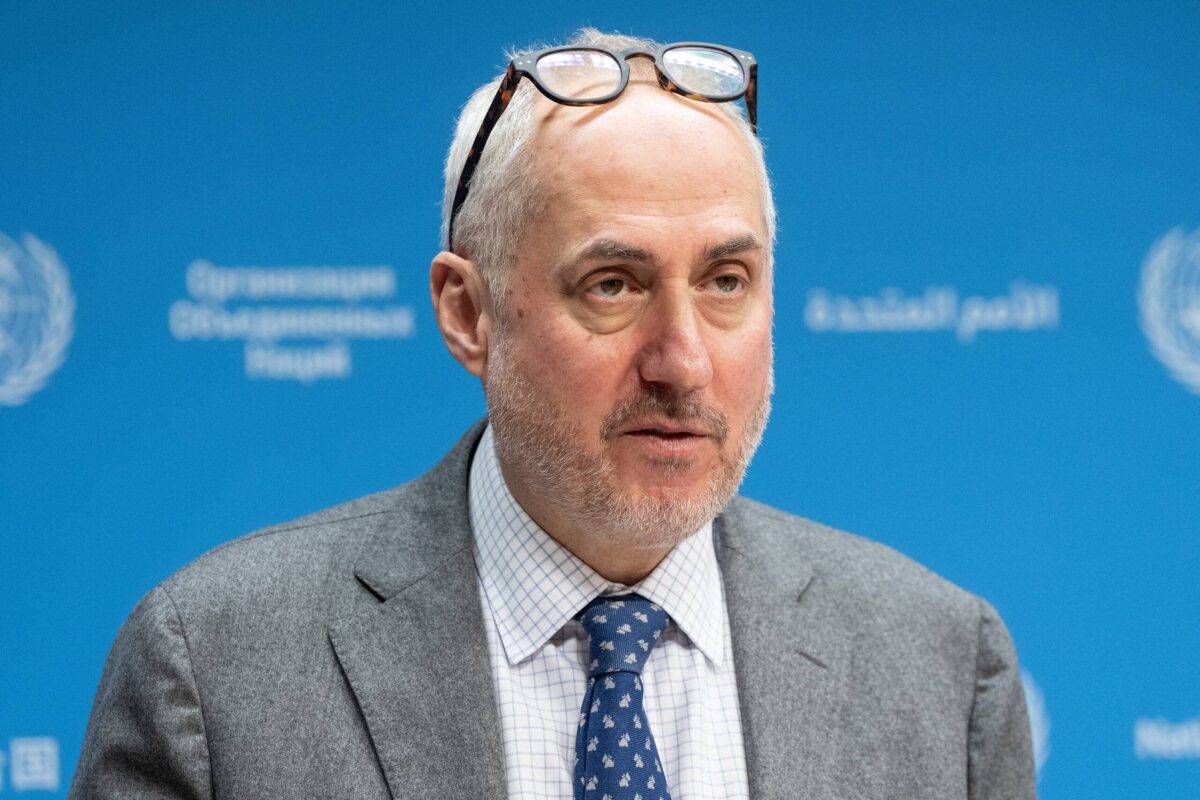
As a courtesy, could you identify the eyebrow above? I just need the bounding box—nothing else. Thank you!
[571,238,656,266]
[562,233,765,274]
[702,233,764,263]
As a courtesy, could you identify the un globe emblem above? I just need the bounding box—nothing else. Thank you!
[0,233,76,406]
[1139,228,1200,396]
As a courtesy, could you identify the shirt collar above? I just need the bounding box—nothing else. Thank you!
[469,423,727,667]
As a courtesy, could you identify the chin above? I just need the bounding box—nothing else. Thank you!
[590,470,728,545]
[624,480,706,509]
[617,475,714,518]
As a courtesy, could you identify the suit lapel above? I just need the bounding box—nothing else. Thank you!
[328,420,505,800]
[715,504,851,800]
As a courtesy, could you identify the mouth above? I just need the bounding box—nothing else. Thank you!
[619,423,710,440]
[611,418,718,464]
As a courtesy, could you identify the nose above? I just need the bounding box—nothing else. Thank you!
[635,284,714,395]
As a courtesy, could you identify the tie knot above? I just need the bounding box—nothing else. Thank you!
[578,593,671,677]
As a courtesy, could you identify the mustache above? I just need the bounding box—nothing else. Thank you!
[600,389,729,445]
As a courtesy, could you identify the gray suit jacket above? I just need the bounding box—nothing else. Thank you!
[71,419,1036,799]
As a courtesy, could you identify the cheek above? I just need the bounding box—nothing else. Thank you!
[712,321,773,416]
[509,311,633,415]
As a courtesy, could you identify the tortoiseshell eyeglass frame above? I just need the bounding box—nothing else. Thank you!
[447,41,758,250]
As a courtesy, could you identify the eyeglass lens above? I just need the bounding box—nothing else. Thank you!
[536,50,623,100]
[535,46,745,103]
[661,47,744,96]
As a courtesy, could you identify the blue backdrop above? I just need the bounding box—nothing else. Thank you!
[2,2,1198,796]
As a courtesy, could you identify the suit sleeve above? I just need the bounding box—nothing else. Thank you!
[967,598,1037,800]
[69,585,214,800]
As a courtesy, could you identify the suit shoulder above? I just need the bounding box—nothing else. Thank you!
[724,495,985,625]
[146,421,482,626]
[155,481,419,615]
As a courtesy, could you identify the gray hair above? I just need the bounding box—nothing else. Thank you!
[440,28,776,309]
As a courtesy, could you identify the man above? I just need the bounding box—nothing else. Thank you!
[71,29,1035,800]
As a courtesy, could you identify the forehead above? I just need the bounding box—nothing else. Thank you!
[526,85,766,244]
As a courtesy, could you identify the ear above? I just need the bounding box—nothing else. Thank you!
[430,250,492,379]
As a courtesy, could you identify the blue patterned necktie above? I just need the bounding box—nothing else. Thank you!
[574,593,673,800]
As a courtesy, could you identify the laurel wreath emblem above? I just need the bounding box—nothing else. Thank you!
[0,233,76,406]
[1138,227,1200,396]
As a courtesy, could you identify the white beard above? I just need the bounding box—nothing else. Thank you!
[484,333,773,551]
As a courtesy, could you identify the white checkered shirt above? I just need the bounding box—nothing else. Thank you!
[469,424,751,799]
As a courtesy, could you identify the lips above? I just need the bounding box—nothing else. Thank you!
[620,422,709,438]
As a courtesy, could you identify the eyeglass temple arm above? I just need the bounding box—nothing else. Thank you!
[747,63,758,134]
[447,63,523,250]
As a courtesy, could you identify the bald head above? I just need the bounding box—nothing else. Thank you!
[534,83,766,238]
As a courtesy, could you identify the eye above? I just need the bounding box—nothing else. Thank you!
[588,276,633,298]
[709,274,744,294]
